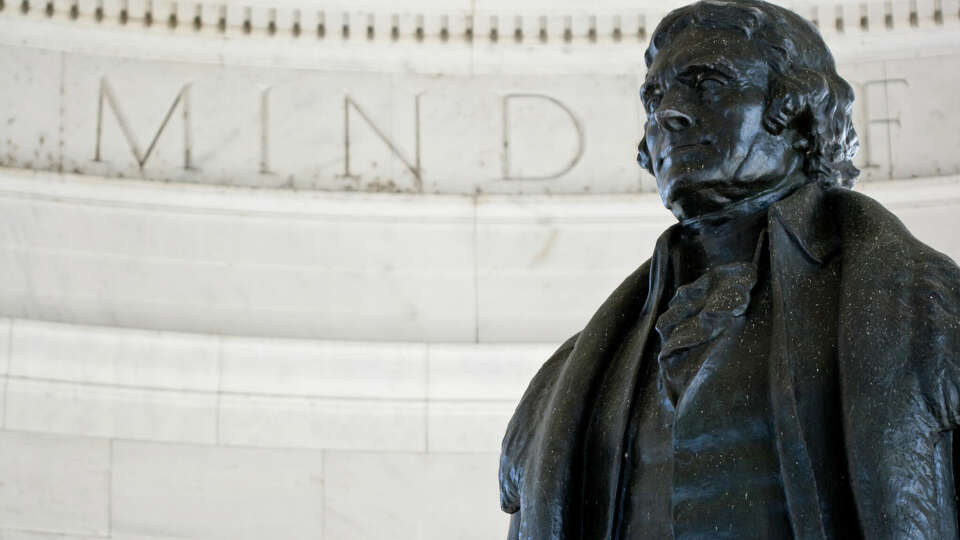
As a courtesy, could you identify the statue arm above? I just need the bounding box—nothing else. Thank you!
[916,254,960,431]
[855,247,960,431]
[833,190,960,534]
[833,188,960,430]
[506,512,521,540]
[498,333,580,520]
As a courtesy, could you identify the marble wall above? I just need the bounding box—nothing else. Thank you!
[1,170,959,344]
[0,172,959,539]
[2,47,959,195]
[2,0,960,195]
[0,317,553,539]
[0,0,959,538]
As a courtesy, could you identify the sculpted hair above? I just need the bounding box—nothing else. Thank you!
[637,0,860,188]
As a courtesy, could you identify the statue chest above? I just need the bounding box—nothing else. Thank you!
[618,270,792,539]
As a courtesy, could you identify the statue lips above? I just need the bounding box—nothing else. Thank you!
[656,141,711,173]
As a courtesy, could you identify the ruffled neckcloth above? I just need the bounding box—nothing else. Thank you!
[652,186,785,405]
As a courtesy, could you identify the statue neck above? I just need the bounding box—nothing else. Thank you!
[671,182,801,284]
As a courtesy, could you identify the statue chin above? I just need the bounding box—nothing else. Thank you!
[662,174,810,223]
[659,176,749,221]
[663,189,727,221]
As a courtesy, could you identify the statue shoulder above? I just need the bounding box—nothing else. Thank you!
[497,255,656,515]
[828,186,960,427]
[827,187,960,281]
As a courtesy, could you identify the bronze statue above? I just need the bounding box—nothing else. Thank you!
[499,1,960,538]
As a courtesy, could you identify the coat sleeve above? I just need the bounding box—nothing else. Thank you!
[493,253,655,539]
[498,333,579,523]
[835,188,960,431]
[910,250,960,431]
[506,512,521,540]
[835,188,960,536]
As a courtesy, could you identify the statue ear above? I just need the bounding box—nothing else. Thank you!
[763,68,827,137]
[766,67,860,187]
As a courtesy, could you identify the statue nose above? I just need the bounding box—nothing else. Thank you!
[656,108,694,132]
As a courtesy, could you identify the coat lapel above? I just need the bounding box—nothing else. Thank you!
[518,233,670,540]
[579,230,673,538]
[768,184,853,539]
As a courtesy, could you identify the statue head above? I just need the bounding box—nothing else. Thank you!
[637,0,860,220]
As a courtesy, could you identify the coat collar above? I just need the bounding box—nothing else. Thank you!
[665,181,840,267]
[768,182,841,266]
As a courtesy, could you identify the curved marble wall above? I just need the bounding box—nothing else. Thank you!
[1,0,959,538]
[2,169,960,343]
[0,318,554,452]
[1,171,960,538]
[0,317,555,538]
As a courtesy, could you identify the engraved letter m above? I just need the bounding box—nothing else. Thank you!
[94,77,193,169]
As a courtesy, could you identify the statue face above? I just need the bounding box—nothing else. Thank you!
[642,27,805,220]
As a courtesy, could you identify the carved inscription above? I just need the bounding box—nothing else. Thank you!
[502,94,585,181]
[66,67,938,193]
[343,95,423,191]
[95,77,193,169]
[853,78,908,172]
[260,86,272,175]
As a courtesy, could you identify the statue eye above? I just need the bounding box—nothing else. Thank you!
[645,95,661,114]
[697,76,726,91]
[642,86,662,114]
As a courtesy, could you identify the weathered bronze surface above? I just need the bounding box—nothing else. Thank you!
[499,1,960,538]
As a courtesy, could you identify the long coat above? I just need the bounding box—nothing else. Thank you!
[499,183,960,539]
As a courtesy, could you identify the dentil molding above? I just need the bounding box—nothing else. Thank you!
[0,0,959,72]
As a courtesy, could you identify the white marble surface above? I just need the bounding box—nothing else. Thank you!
[51,53,644,194]
[0,532,105,540]
[9,320,219,391]
[0,318,546,452]
[427,342,554,401]
[427,399,518,453]
[0,431,110,537]
[0,531,106,540]
[0,169,476,342]
[218,393,428,451]
[2,38,960,194]
[0,169,959,343]
[111,441,325,540]
[0,3,955,538]
[324,451,507,540]
[0,48,60,172]
[0,428,509,540]
[218,336,431,451]
[4,320,219,442]
[0,319,9,429]
[220,337,427,399]
[5,378,219,443]
[426,343,554,451]
[475,194,672,341]
[887,55,960,179]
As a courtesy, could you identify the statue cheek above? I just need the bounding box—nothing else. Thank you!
[644,121,661,144]
[727,132,796,184]
[728,107,767,147]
